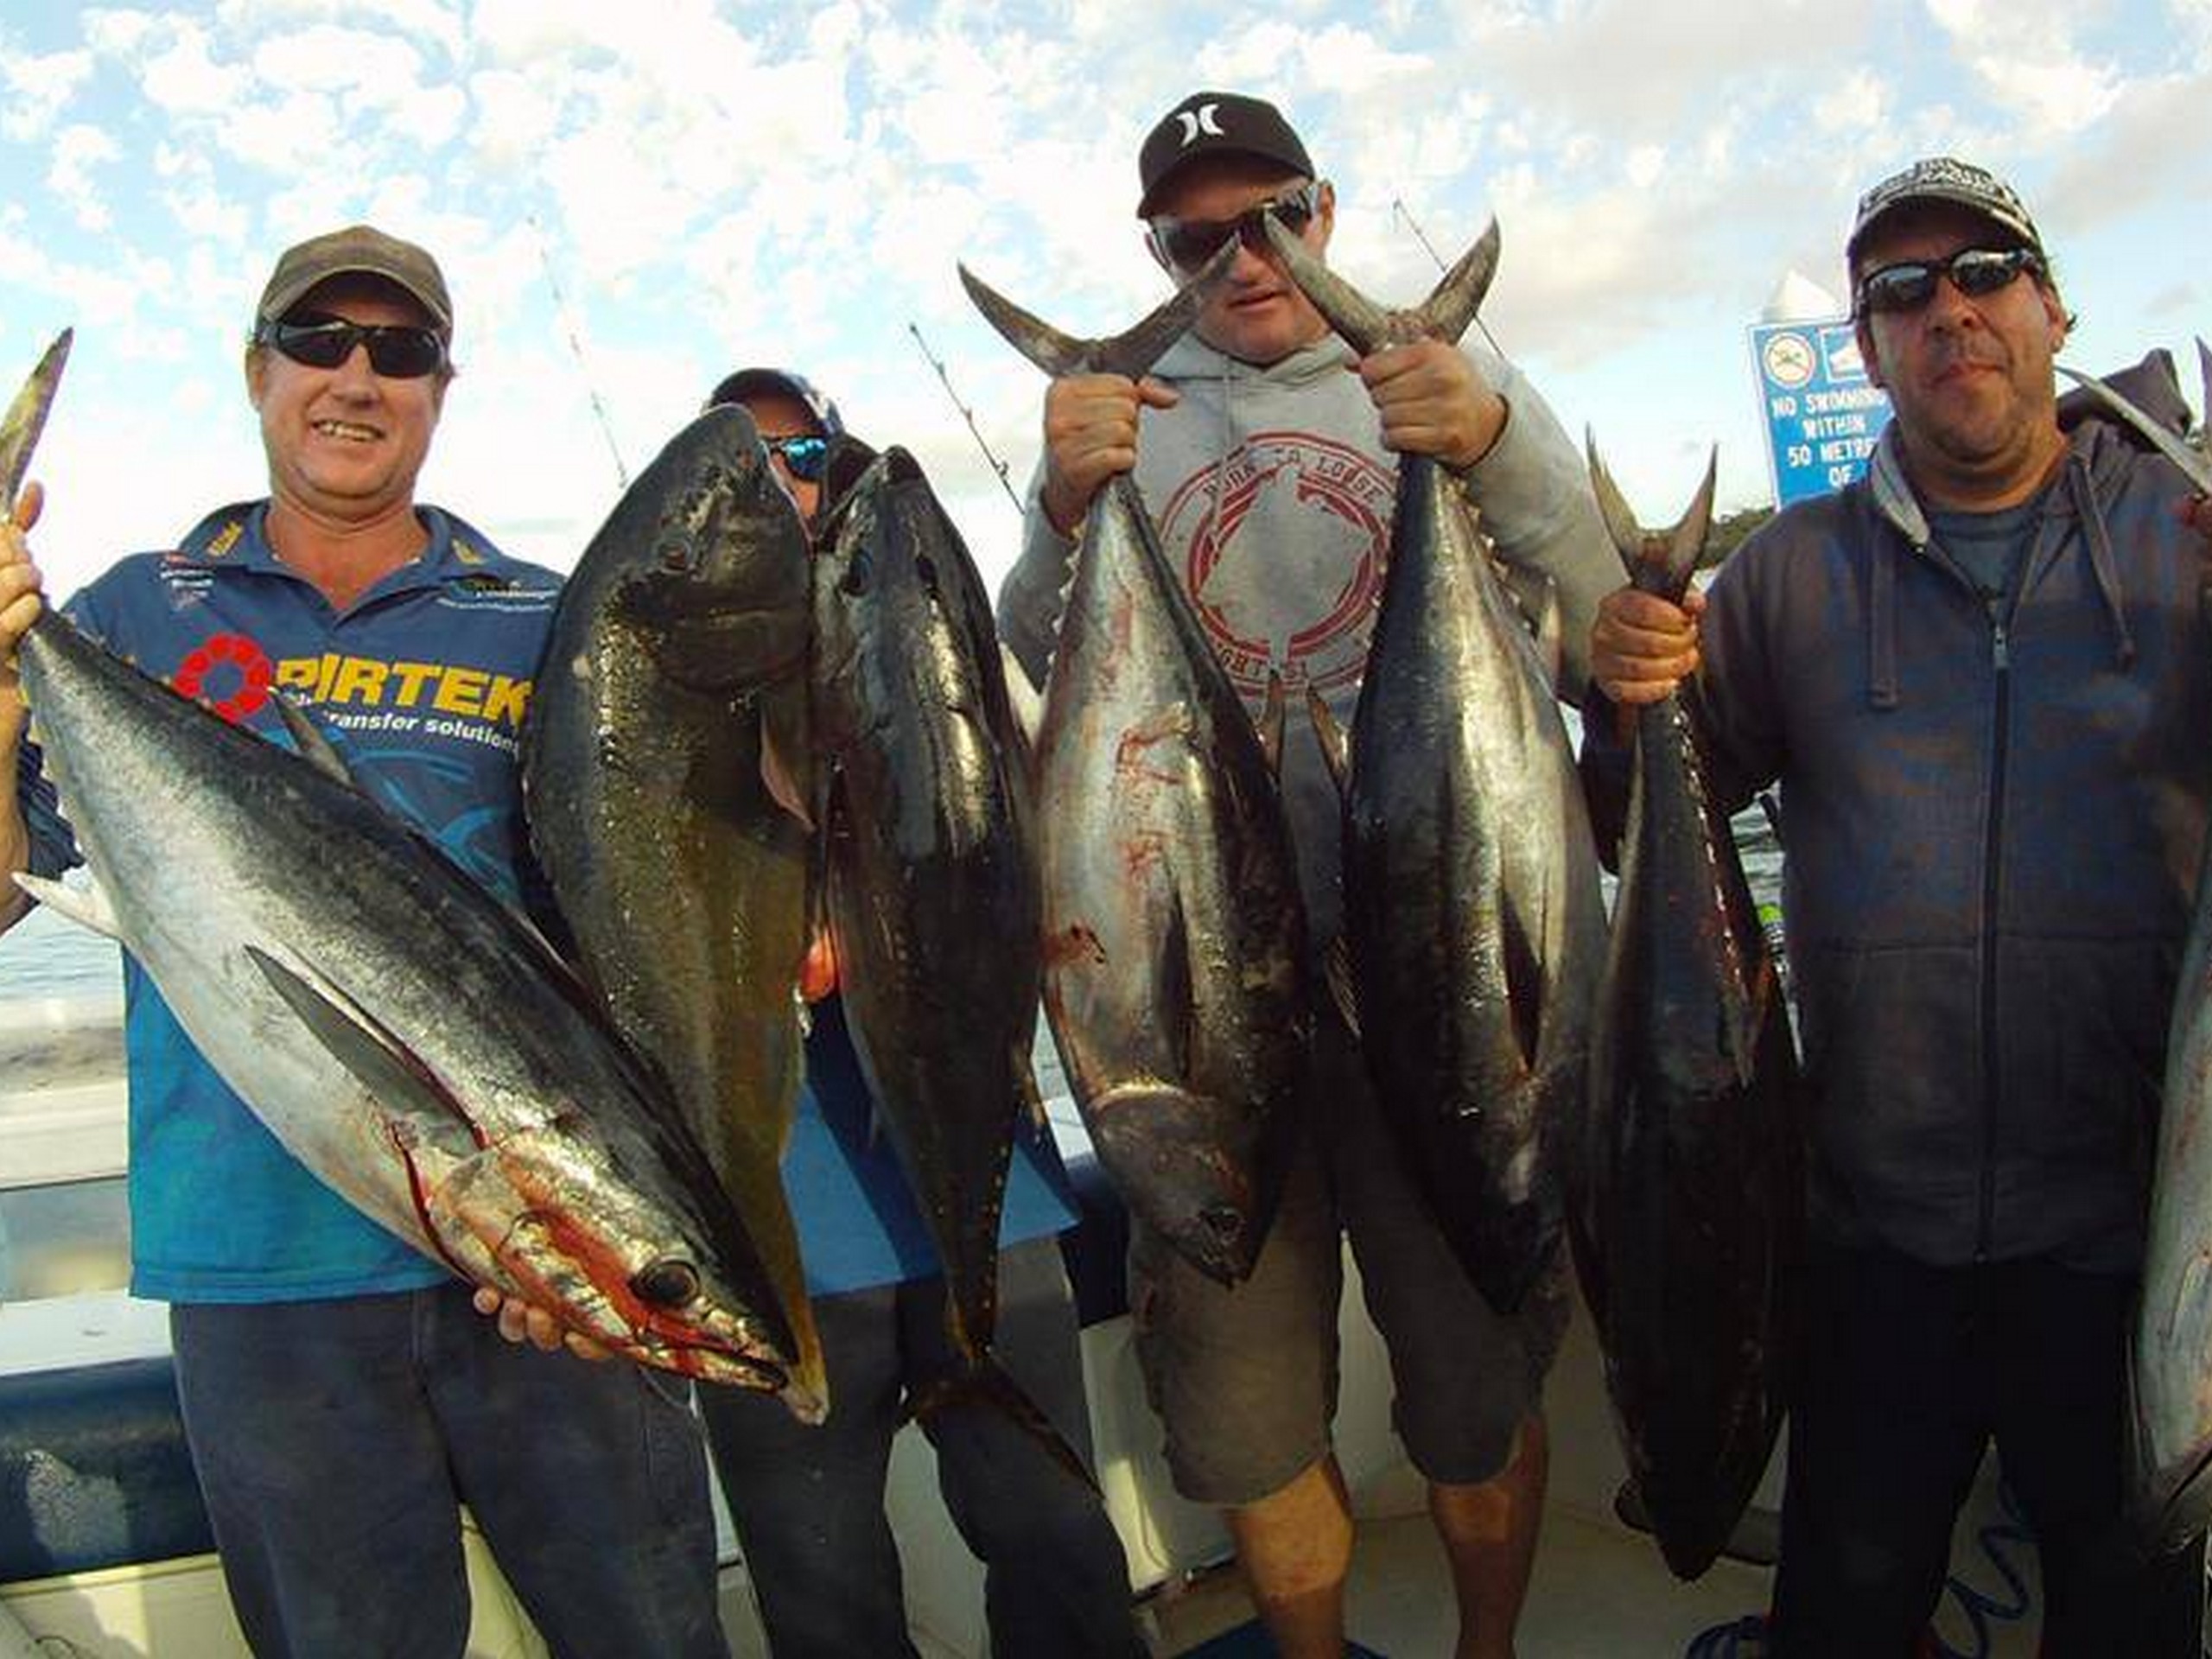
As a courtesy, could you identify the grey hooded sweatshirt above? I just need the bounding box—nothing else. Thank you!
[996,327,1617,945]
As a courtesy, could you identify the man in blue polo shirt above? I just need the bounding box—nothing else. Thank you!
[0,226,727,1657]
[690,367,1143,1659]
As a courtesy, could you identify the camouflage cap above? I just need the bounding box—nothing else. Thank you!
[1847,157,2045,271]
[256,225,453,333]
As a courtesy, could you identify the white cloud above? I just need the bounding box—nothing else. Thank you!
[48,124,122,232]
[0,45,94,143]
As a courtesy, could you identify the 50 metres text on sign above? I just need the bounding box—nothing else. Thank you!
[1749,319,1892,507]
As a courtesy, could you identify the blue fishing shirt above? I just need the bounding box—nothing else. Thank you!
[17,499,1075,1304]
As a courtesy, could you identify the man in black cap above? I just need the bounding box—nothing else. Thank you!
[1592,157,2212,1655]
[0,224,729,1657]
[689,366,1146,1659]
[1000,88,1618,1659]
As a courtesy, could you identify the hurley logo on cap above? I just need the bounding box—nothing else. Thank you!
[1176,101,1225,145]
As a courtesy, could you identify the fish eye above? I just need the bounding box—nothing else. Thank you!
[630,1258,702,1308]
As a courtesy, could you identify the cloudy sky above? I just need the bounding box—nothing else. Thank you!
[1,0,2206,604]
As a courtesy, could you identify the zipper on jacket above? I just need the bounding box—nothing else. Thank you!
[1975,595,2012,1261]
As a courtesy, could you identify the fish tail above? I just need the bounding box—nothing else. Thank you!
[906,1357,1101,1496]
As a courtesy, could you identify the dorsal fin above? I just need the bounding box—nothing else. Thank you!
[958,238,1237,382]
[1305,685,1350,794]
[1256,671,1287,777]
[1262,217,1500,354]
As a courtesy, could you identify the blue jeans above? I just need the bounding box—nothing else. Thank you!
[171,1283,725,1659]
[697,1237,1141,1659]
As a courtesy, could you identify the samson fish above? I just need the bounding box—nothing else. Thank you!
[810,441,1042,1363]
[1578,442,1802,1580]
[521,404,826,1417]
[1267,218,1606,1317]
[13,612,798,1388]
[961,246,1314,1287]
[2069,345,2212,1547]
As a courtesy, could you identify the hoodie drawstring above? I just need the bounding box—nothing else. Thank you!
[2069,457,2137,671]
[1868,524,1901,710]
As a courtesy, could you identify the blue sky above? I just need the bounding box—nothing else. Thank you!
[2,0,2206,602]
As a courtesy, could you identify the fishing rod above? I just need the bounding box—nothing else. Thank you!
[906,321,1025,516]
[529,214,630,493]
[1392,194,1507,358]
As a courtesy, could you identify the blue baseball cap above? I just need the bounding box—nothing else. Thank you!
[703,367,845,437]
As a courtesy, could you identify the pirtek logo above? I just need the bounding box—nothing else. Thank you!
[274,653,533,727]
[1176,103,1224,146]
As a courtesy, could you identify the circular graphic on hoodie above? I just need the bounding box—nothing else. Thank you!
[1157,429,1395,698]
[172,632,275,724]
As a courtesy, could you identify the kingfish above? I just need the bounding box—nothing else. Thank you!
[1267,218,1606,1316]
[520,405,825,1417]
[13,604,796,1386]
[1577,442,1802,1580]
[962,247,1314,1286]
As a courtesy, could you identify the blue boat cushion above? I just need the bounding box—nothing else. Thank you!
[0,1356,215,1580]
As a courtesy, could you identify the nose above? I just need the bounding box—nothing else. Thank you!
[327,340,379,393]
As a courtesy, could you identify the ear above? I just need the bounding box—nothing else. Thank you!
[1855,315,1886,392]
[1313,180,1336,255]
[244,345,267,410]
[2039,283,2068,353]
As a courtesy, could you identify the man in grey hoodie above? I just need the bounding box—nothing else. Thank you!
[997,89,1618,1659]
[1592,157,2212,1656]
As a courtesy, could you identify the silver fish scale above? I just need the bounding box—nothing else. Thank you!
[19,615,789,1383]
[1034,481,1311,1282]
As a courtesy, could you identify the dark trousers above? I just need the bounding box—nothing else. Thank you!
[170,1283,727,1659]
[1769,1246,2204,1657]
[697,1236,1142,1659]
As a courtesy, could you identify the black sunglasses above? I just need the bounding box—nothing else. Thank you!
[1147,182,1323,273]
[1855,247,2044,317]
[765,433,829,482]
[255,312,448,378]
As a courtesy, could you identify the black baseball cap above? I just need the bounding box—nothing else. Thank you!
[702,367,845,436]
[256,224,452,333]
[1135,91,1314,218]
[1846,156,2045,274]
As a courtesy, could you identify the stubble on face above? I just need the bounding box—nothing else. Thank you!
[1853,204,2068,509]
[247,275,447,535]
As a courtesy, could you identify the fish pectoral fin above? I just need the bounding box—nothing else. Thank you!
[1154,887,1197,1082]
[998,641,1044,747]
[14,870,122,940]
[270,692,359,788]
[1532,577,1566,696]
[1500,895,1544,1073]
[759,703,815,830]
[245,944,483,1143]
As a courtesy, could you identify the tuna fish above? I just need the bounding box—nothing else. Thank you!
[1266,217,1606,1317]
[1578,442,1802,1580]
[810,441,1042,1362]
[13,606,798,1388]
[520,404,826,1416]
[2079,346,2212,1545]
[961,249,1314,1286]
